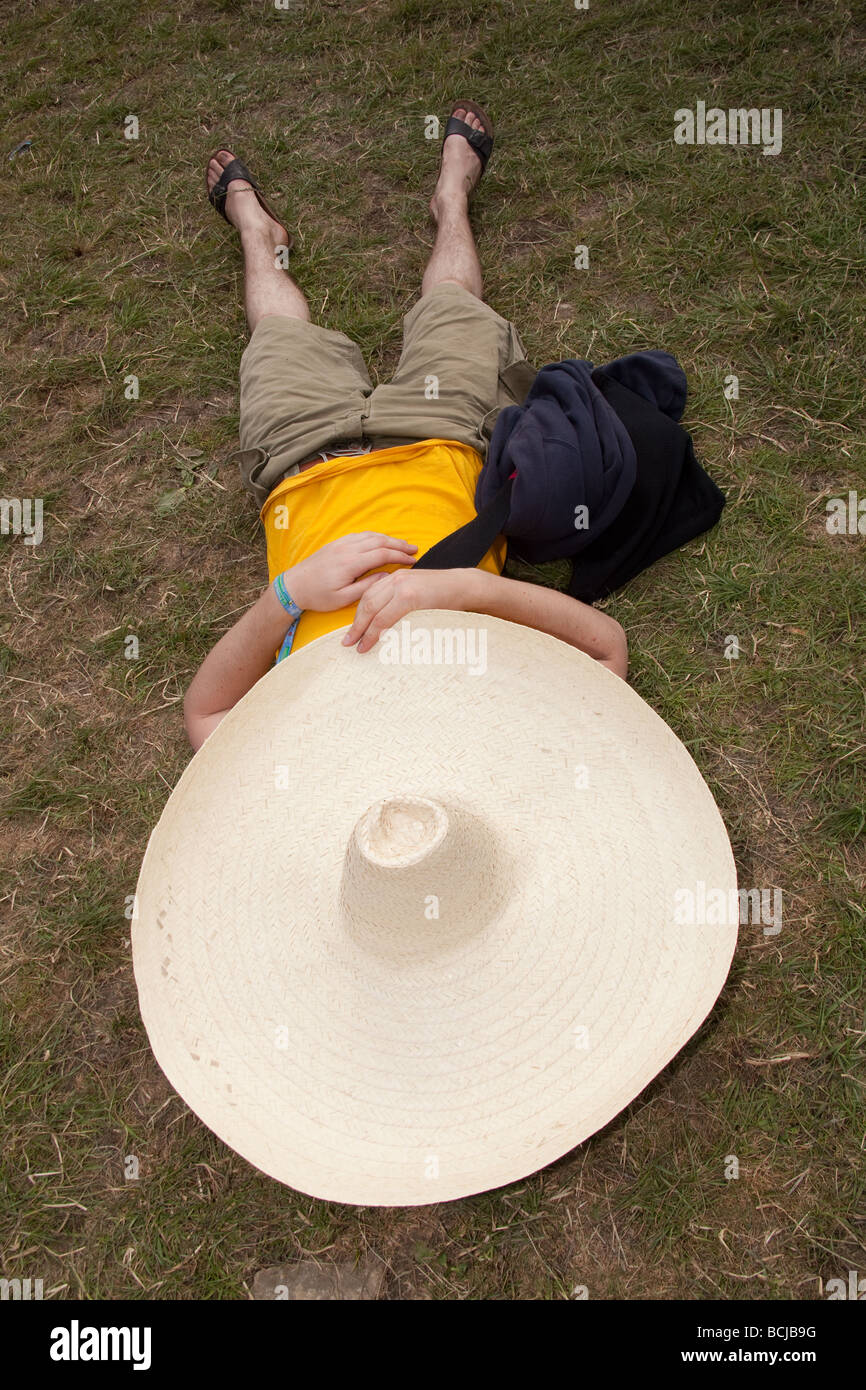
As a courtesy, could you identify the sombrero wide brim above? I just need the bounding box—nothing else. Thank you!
[133,610,737,1206]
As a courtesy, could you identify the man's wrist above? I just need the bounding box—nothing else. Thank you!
[273,569,304,619]
[264,572,305,663]
[454,566,495,611]
[261,578,302,632]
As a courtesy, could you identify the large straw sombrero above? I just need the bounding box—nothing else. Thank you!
[133,611,737,1206]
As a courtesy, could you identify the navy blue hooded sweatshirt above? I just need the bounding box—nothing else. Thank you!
[415,349,725,603]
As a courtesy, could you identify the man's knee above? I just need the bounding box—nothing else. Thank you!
[422,277,484,303]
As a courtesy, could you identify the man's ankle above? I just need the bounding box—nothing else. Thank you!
[431,189,470,219]
[239,219,284,248]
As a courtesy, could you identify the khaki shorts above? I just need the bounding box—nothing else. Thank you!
[233,282,535,508]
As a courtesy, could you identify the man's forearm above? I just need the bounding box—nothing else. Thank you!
[184,584,294,744]
[460,568,628,677]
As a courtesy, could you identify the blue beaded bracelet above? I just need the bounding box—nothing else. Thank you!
[273,572,303,663]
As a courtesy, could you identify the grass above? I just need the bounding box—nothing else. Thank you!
[1,0,864,1300]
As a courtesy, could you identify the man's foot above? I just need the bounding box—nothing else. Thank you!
[430,108,487,221]
[206,149,289,243]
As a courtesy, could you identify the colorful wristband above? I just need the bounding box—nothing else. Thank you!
[273,571,303,620]
[273,573,303,663]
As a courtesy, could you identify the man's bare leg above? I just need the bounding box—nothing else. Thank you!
[422,107,486,301]
[207,149,310,333]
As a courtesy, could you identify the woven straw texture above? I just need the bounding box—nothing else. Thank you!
[133,611,737,1206]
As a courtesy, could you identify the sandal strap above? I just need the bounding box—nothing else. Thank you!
[443,115,493,171]
[209,157,259,218]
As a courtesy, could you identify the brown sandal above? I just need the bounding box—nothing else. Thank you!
[206,151,294,249]
[437,101,495,180]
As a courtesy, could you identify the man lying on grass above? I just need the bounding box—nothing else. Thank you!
[184,104,628,752]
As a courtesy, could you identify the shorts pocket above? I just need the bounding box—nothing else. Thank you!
[229,445,271,508]
[478,333,537,448]
[499,322,536,404]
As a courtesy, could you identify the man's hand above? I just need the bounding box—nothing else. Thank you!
[342,566,628,679]
[342,568,468,653]
[284,531,418,612]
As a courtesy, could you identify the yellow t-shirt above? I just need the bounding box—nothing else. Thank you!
[261,438,506,652]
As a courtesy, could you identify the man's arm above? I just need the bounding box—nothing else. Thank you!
[342,567,629,678]
[186,552,627,751]
[469,569,628,677]
[183,531,418,750]
[183,583,295,751]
